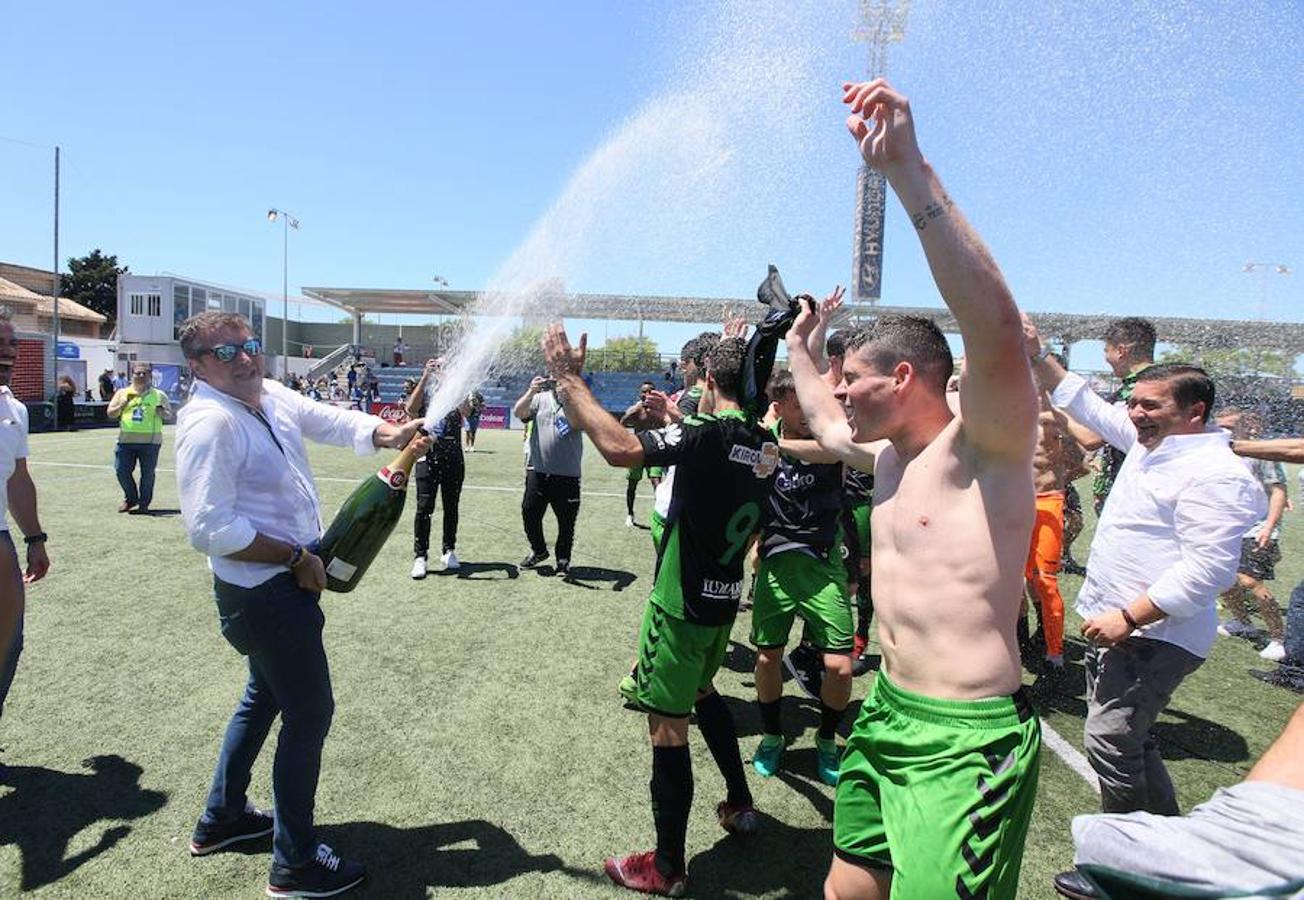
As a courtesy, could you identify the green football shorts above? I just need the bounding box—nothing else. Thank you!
[750,549,853,652]
[627,465,666,482]
[633,600,732,718]
[834,672,1041,898]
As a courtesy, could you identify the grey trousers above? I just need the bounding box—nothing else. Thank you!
[1083,637,1203,814]
[1073,782,1304,897]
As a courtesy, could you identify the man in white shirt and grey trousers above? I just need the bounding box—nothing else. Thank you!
[1025,317,1264,816]
[175,311,424,899]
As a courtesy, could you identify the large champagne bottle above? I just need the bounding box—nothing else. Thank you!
[316,438,423,593]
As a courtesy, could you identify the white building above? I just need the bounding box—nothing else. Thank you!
[116,273,267,367]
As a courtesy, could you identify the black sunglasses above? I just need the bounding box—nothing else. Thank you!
[202,339,262,363]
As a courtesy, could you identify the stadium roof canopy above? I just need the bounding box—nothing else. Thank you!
[301,286,1304,355]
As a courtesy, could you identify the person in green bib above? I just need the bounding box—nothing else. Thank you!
[107,363,172,514]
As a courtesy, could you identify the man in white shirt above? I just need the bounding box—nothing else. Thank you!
[1026,319,1265,817]
[175,311,423,898]
[0,312,51,781]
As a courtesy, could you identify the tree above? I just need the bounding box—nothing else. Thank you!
[594,334,659,372]
[1158,346,1295,379]
[496,324,547,374]
[62,249,127,327]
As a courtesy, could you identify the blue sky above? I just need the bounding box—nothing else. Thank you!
[2,1,1300,371]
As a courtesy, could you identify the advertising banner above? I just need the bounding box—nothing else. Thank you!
[153,364,184,402]
[370,401,410,423]
[478,405,509,429]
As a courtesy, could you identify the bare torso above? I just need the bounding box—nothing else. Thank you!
[1033,409,1068,493]
[871,415,1034,699]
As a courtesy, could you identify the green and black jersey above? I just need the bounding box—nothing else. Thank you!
[759,423,845,561]
[843,465,874,507]
[637,409,779,626]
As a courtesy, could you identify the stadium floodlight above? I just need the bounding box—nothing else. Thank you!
[266,208,301,370]
[851,0,912,309]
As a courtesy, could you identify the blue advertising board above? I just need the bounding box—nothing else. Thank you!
[56,342,80,359]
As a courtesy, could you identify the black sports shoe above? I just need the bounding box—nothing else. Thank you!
[555,559,570,577]
[1250,667,1304,694]
[520,550,550,569]
[267,843,365,898]
[1052,869,1099,899]
[783,642,824,700]
[189,802,273,856]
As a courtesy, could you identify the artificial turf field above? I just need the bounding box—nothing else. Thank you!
[1,424,1299,899]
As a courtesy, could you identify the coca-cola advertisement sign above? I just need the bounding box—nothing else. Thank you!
[370,402,410,423]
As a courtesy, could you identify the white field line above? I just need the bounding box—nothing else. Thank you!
[27,460,1102,791]
[1040,716,1100,794]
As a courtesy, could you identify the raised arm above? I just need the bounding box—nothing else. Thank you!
[541,325,643,467]
[1025,315,1136,453]
[844,79,1035,459]
[513,377,546,422]
[786,306,877,473]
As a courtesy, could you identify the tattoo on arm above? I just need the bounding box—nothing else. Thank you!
[910,194,955,231]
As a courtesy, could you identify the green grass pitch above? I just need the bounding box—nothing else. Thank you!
[1,425,1298,897]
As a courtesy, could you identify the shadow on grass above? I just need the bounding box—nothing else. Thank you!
[560,566,637,592]
[436,561,519,580]
[1153,708,1251,763]
[720,692,863,743]
[0,754,168,890]
[318,818,599,898]
[133,507,181,518]
[687,798,834,896]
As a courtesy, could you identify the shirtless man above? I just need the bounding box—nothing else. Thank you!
[1028,367,1088,690]
[787,79,1040,900]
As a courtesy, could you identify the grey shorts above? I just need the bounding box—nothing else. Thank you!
[1072,781,1304,897]
[1239,537,1281,582]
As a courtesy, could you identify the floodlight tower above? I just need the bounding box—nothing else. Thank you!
[851,0,911,309]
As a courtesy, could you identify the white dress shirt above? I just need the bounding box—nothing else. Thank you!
[0,386,29,533]
[176,378,383,588]
[1052,372,1265,657]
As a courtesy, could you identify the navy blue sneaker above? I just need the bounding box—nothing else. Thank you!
[189,802,273,856]
[267,843,366,898]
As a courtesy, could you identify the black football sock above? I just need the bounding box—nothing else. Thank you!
[818,701,845,741]
[650,745,693,877]
[695,691,752,808]
[759,698,782,737]
[626,480,638,517]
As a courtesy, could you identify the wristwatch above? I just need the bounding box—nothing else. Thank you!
[23,532,47,545]
[287,544,306,569]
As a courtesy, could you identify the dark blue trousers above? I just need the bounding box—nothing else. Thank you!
[115,442,161,507]
[201,573,334,867]
[0,533,22,720]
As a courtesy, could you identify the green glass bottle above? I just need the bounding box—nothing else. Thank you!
[317,438,423,593]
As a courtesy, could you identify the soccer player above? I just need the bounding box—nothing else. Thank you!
[750,369,853,787]
[542,324,779,898]
[787,79,1041,900]
[620,382,665,527]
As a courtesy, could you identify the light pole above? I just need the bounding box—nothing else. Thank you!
[1242,262,1291,377]
[1243,262,1292,321]
[267,208,299,374]
[850,0,911,310]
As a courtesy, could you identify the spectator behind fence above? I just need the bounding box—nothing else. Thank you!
[1028,327,1265,816]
